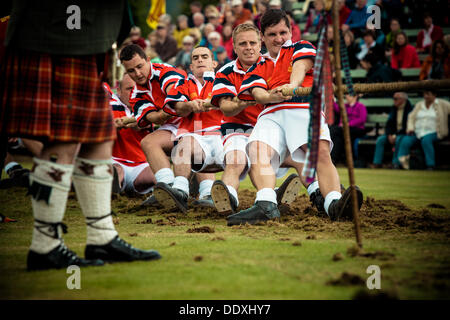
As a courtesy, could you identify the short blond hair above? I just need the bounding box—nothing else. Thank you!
[232,23,261,44]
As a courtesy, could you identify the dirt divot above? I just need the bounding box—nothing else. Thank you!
[187,226,215,233]
[327,272,365,286]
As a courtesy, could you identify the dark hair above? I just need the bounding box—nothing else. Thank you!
[260,9,290,36]
[191,1,202,8]
[363,29,376,40]
[431,39,449,60]
[119,44,147,62]
[392,31,408,55]
[361,52,378,66]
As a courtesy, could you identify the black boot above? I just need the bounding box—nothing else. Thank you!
[275,174,301,205]
[27,221,104,271]
[154,182,188,213]
[27,243,104,271]
[211,180,238,214]
[193,195,215,208]
[227,201,280,226]
[310,189,325,213]
[327,186,363,221]
[85,236,161,262]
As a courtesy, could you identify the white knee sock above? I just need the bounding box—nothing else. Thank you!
[29,158,73,254]
[198,179,214,199]
[172,176,189,195]
[227,185,239,207]
[155,168,175,184]
[72,157,118,246]
[324,191,342,215]
[255,188,277,204]
[307,181,320,196]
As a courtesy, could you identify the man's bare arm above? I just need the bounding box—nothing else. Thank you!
[252,87,285,105]
[218,97,252,117]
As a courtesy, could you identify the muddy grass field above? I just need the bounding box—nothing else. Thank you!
[0,168,449,299]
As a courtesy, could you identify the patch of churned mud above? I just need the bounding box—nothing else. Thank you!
[118,189,450,235]
[326,272,365,286]
[187,226,215,233]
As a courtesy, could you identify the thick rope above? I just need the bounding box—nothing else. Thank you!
[282,79,450,96]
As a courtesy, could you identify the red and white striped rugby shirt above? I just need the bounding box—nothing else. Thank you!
[238,40,316,118]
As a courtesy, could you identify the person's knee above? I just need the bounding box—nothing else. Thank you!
[225,150,247,170]
[248,141,273,165]
[317,141,333,166]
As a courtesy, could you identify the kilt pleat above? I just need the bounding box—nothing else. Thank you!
[0,49,116,143]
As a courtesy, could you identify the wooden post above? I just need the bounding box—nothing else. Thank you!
[332,0,363,248]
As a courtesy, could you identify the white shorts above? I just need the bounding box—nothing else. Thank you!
[157,123,178,137]
[222,133,251,181]
[247,108,332,172]
[174,133,224,173]
[112,160,152,195]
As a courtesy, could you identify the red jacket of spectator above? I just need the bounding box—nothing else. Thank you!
[291,21,301,43]
[416,25,444,53]
[339,5,351,26]
[222,37,234,60]
[391,45,421,69]
[233,8,253,28]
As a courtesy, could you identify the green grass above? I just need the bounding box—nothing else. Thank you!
[0,168,449,300]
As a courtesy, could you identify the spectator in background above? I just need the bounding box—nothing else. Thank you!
[215,46,232,71]
[286,11,301,43]
[338,0,351,27]
[222,24,235,60]
[224,8,237,27]
[343,29,360,69]
[159,13,175,35]
[174,15,192,49]
[371,92,413,169]
[342,0,370,38]
[154,23,178,63]
[208,31,225,61]
[420,40,450,80]
[391,31,420,69]
[398,91,450,170]
[188,1,203,28]
[361,52,395,83]
[356,30,385,63]
[189,27,202,46]
[269,0,282,10]
[416,13,444,54]
[174,35,195,72]
[193,12,206,33]
[206,9,223,34]
[330,94,367,164]
[199,23,216,48]
[144,33,163,63]
[232,0,253,28]
[254,1,269,30]
[385,18,401,49]
[130,26,147,50]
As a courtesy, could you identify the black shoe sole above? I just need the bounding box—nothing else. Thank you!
[154,183,188,213]
[337,186,363,221]
[276,174,301,205]
[211,180,236,214]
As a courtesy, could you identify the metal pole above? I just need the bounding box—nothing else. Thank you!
[332,0,363,248]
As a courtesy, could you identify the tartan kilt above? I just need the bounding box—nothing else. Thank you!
[0,48,116,143]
